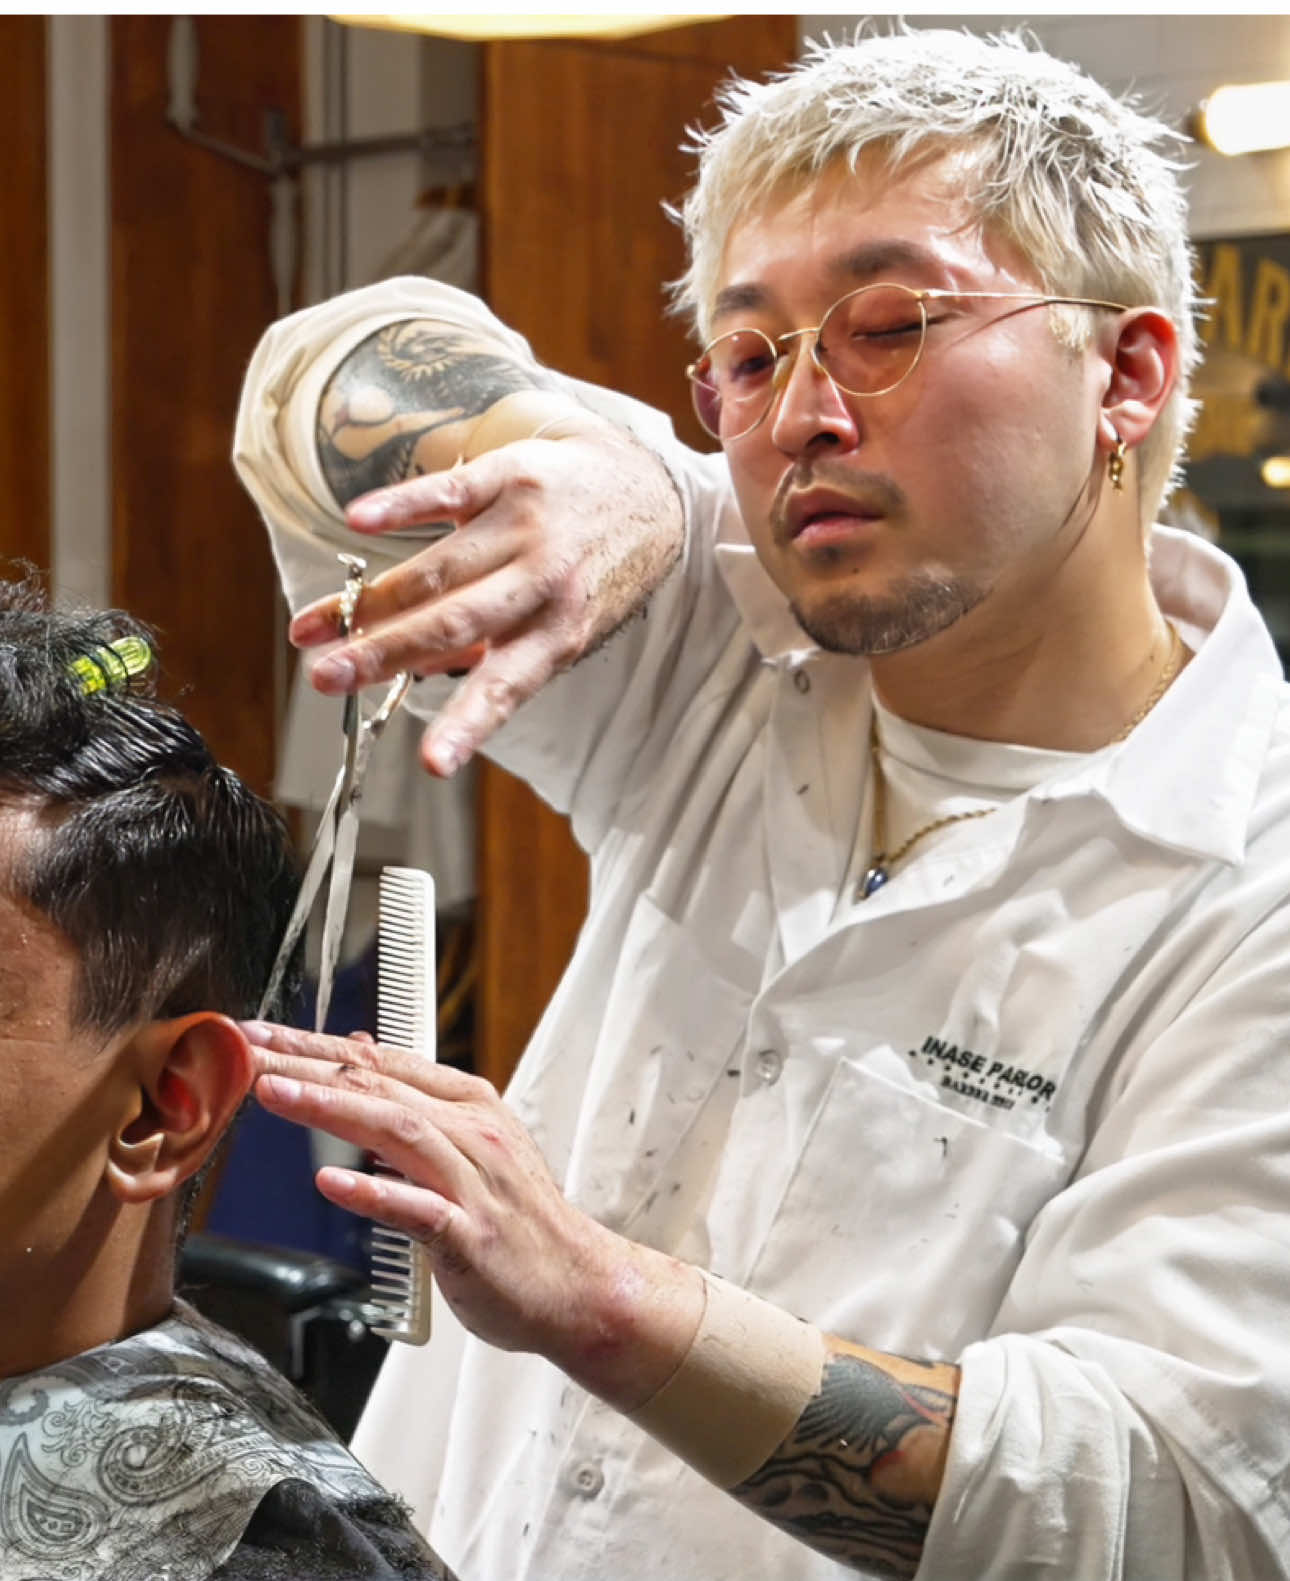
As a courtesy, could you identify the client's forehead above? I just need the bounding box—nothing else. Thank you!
[0,808,79,1044]
[0,892,78,1042]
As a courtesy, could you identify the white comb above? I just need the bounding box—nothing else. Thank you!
[370,865,436,1345]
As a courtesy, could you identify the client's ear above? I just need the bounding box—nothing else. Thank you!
[105,1014,253,1205]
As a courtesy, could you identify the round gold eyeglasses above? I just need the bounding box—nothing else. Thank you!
[685,282,1130,442]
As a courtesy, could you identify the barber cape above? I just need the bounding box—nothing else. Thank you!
[0,1300,388,1581]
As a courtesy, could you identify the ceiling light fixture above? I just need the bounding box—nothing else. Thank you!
[330,13,719,43]
[1191,81,1290,156]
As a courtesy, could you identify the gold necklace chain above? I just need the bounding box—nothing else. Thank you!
[1107,622,1185,743]
[857,622,1186,902]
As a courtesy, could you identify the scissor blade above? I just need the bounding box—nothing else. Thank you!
[257,763,345,1019]
[315,800,360,1033]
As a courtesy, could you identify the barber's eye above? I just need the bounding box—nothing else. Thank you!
[726,350,775,385]
[855,320,922,341]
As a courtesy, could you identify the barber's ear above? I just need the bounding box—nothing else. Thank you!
[105,1014,253,1205]
[1098,307,1179,455]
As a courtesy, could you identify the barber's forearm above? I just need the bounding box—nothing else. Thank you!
[316,317,591,507]
[729,1339,958,1578]
[246,1030,955,1574]
[304,312,686,711]
[575,1252,958,1579]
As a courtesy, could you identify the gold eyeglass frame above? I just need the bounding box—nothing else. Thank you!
[685,282,1132,441]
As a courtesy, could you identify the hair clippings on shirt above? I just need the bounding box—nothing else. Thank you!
[68,635,154,696]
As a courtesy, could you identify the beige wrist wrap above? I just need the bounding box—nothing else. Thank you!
[627,1272,828,1489]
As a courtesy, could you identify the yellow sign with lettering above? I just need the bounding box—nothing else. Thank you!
[1191,238,1290,464]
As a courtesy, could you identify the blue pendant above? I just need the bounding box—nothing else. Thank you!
[858,863,889,900]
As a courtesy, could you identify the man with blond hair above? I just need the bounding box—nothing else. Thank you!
[236,28,1290,1581]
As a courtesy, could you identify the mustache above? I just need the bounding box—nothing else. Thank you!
[770,459,908,541]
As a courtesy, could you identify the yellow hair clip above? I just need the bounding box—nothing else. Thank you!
[69,635,154,696]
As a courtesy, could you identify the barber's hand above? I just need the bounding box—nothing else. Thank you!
[242,1021,703,1408]
[292,417,684,778]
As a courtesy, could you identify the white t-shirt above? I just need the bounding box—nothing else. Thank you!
[235,277,1290,1581]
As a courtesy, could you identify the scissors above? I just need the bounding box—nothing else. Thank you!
[259,553,412,1026]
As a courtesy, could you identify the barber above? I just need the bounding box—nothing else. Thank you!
[236,29,1290,1581]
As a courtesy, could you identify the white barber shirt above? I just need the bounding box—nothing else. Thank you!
[235,278,1290,1581]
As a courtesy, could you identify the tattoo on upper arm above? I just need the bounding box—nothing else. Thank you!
[732,1352,957,1578]
[316,321,547,505]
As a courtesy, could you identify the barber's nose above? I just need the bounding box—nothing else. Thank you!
[767,340,861,455]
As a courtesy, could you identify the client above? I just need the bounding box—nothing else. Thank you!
[0,573,455,1580]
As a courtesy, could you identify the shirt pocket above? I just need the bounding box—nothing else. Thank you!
[560,891,755,1239]
[742,1054,1073,1359]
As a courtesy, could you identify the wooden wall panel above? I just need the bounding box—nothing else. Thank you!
[0,18,50,573]
[478,18,798,1088]
[110,16,300,796]
[618,16,800,68]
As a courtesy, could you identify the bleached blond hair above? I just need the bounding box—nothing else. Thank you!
[671,27,1199,519]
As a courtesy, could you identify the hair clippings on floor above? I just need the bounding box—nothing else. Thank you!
[68,635,154,696]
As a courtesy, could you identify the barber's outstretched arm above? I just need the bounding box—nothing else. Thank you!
[236,295,685,779]
[244,1023,957,1580]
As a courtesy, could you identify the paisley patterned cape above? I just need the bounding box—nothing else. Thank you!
[0,1300,391,1581]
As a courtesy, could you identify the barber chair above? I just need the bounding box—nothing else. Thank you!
[180,1232,389,1441]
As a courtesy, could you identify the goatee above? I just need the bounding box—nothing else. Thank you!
[790,570,985,655]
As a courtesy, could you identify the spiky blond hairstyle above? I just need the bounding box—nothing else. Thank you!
[671,27,1199,519]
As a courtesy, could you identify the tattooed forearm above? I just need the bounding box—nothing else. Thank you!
[732,1348,959,1578]
[316,320,551,505]
[321,428,446,506]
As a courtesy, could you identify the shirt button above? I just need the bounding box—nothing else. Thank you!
[571,1460,605,1498]
[793,668,811,694]
[755,1048,783,1085]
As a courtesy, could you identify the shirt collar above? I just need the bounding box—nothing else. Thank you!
[715,509,1284,865]
[1036,526,1284,864]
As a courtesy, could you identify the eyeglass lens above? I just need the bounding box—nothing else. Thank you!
[689,283,930,440]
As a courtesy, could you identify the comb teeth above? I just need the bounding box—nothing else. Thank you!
[371,866,436,1346]
[377,867,436,1057]
[368,1216,434,1341]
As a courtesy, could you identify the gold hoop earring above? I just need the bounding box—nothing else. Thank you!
[1108,432,1128,492]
